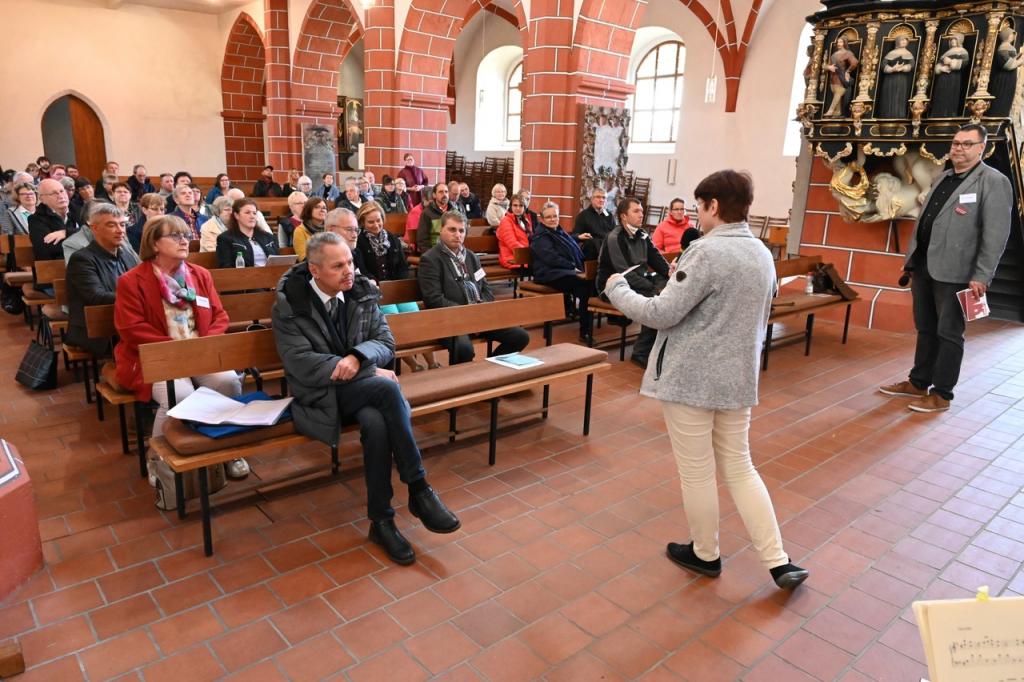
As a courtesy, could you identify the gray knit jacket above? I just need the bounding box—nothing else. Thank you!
[605,221,775,410]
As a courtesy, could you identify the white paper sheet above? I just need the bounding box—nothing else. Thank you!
[913,595,1024,682]
[166,387,293,426]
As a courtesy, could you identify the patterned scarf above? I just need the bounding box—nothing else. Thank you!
[439,242,481,304]
[153,262,197,309]
[366,229,391,257]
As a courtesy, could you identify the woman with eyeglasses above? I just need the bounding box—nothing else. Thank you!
[129,193,166,253]
[199,196,233,253]
[1,182,37,235]
[652,198,698,255]
[114,215,249,483]
[277,191,308,247]
[205,173,232,205]
[292,197,328,262]
[215,198,280,268]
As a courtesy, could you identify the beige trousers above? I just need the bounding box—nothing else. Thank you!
[824,83,847,117]
[662,401,788,569]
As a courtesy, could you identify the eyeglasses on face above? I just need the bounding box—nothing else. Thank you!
[160,232,191,242]
[950,140,981,149]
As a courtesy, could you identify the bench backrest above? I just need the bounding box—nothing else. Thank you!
[15,246,37,268]
[253,198,290,217]
[209,264,290,292]
[378,278,421,305]
[386,294,564,346]
[465,235,499,254]
[510,248,596,278]
[35,257,66,285]
[54,278,67,306]
[187,252,219,269]
[86,290,278,340]
[774,255,822,279]
[139,293,567,383]
[384,212,407,237]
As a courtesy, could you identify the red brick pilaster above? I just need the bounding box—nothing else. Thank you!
[221,13,267,185]
[264,0,296,180]
[363,0,397,180]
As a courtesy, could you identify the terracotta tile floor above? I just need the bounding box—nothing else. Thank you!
[3,307,1024,681]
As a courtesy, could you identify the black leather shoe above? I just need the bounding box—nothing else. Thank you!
[409,487,461,533]
[368,519,415,565]
[666,542,721,577]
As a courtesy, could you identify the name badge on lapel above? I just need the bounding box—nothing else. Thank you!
[195,295,211,308]
[954,206,968,216]
[959,193,977,204]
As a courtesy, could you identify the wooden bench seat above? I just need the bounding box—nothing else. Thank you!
[143,294,609,555]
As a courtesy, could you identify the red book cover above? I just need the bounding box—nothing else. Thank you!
[956,289,990,322]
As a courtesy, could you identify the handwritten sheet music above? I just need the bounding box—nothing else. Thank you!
[914,596,1024,682]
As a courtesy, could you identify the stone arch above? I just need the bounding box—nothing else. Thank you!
[221,12,267,184]
[292,0,364,121]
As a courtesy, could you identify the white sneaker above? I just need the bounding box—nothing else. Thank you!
[226,458,250,479]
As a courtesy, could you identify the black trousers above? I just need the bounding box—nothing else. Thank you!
[538,275,595,333]
[444,326,530,364]
[908,265,967,400]
[337,375,427,521]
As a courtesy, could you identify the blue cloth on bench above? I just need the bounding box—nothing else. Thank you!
[185,391,292,439]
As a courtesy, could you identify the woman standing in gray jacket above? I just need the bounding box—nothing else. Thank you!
[605,170,808,590]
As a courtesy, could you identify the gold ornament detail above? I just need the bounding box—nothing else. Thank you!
[919,145,950,164]
[948,19,975,37]
[814,142,854,165]
[864,142,908,157]
[888,24,917,40]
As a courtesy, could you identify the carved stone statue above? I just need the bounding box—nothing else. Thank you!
[827,146,943,222]
[931,34,969,118]
[824,38,860,117]
[989,28,1024,117]
[876,37,915,118]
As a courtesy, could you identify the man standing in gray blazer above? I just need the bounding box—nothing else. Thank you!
[880,124,1012,412]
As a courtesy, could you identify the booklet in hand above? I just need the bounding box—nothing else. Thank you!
[486,353,544,370]
[956,288,990,322]
[167,387,294,426]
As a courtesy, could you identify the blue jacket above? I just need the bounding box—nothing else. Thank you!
[529,225,584,283]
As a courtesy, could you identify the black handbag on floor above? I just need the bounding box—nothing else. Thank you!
[16,319,57,390]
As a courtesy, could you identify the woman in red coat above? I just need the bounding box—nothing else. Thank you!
[114,214,249,480]
[495,195,532,270]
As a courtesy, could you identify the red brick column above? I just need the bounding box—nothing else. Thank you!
[363,0,397,181]
[798,159,915,332]
[264,0,297,180]
[221,13,267,185]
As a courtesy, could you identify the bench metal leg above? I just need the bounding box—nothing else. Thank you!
[134,402,147,479]
[804,314,815,356]
[175,472,186,519]
[96,389,105,422]
[199,467,213,557]
[542,385,550,419]
[331,443,339,475]
[488,399,499,466]
[448,408,457,444]
[117,404,129,455]
[619,325,627,362]
[842,304,852,344]
[543,322,552,346]
[583,374,594,436]
[762,323,774,371]
[587,312,596,347]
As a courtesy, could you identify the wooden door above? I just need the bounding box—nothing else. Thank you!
[67,95,106,182]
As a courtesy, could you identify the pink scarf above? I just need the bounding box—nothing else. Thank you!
[153,262,197,309]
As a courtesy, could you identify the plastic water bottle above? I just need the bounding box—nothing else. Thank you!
[805,272,814,295]
[235,251,245,269]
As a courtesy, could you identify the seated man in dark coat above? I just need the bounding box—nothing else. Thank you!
[272,231,459,566]
[573,187,616,260]
[596,197,669,368]
[417,211,530,364]
[30,178,81,263]
[65,204,140,355]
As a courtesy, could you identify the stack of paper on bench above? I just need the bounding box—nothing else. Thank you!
[486,353,544,370]
[168,387,294,426]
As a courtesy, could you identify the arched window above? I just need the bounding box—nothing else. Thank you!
[506,61,523,143]
[631,41,685,145]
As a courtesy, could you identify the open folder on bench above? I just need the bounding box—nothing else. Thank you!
[167,387,293,426]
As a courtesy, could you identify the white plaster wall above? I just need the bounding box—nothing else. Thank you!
[447,11,522,161]
[627,0,822,217]
[2,0,228,176]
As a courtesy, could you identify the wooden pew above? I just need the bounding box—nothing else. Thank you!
[186,252,218,269]
[384,212,408,237]
[141,294,609,555]
[253,197,290,218]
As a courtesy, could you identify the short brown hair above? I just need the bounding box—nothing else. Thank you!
[139,215,190,260]
[615,197,642,223]
[227,198,259,233]
[693,170,753,224]
[138,192,164,211]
